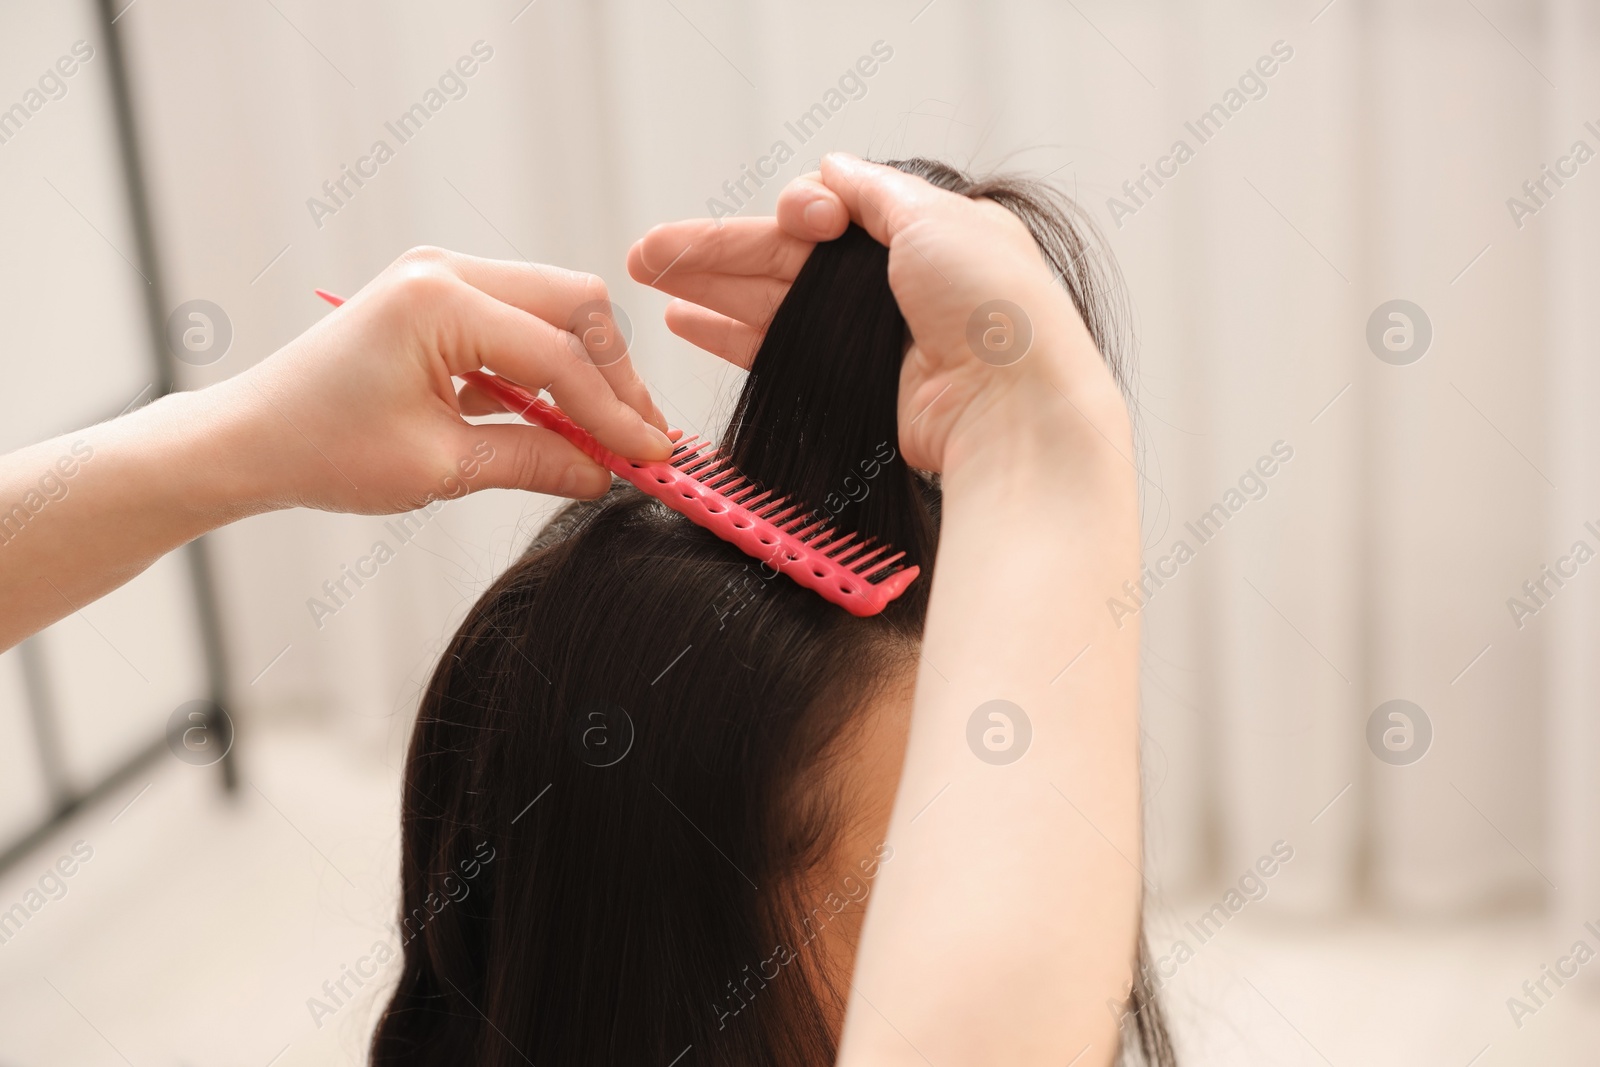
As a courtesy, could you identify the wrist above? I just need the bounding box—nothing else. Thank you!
[936,356,1144,644]
[136,377,290,531]
[942,354,1134,494]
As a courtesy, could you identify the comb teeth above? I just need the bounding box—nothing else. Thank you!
[457,369,920,616]
[818,530,859,556]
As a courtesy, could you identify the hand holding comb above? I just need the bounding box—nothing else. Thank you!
[314,289,919,616]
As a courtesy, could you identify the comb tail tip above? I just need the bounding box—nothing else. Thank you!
[842,564,920,617]
[877,564,920,601]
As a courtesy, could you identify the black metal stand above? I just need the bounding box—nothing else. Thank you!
[0,0,237,875]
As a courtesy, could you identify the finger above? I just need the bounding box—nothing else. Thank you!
[562,300,667,432]
[465,363,664,432]
[664,299,765,369]
[411,247,598,325]
[434,277,673,461]
[776,173,849,241]
[459,422,612,499]
[818,152,951,248]
[403,248,662,430]
[627,217,813,287]
[637,270,789,331]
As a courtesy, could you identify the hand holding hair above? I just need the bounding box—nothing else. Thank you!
[0,246,671,650]
[629,152,1129,477]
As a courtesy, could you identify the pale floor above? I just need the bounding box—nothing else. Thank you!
[0,723,1597,1066]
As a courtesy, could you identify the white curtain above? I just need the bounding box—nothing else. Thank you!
[99,0,1596,925]
[1545,0,1600,935]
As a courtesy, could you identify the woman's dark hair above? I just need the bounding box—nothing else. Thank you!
[370,159,1172,1066]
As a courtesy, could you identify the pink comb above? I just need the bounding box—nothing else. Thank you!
[315,289,919,616]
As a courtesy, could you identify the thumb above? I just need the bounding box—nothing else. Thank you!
[819,152,945,248]
[777,173,848,241]
[456,423,613,499]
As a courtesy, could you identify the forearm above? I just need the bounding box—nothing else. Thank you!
[0,382,275,650]
[839,377,1144,1065]
[0,248,674,651]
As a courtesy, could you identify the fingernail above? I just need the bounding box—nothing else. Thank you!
[804,200,837,232]
[646,425,674,457]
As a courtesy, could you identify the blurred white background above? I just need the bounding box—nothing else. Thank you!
[2,0,1600,1063]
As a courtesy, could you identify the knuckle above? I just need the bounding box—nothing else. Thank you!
[424,440,483,500]
[979,198,1032,238]
[514,437,556,490]
[386,260,457,307]
[574,271,610,309]
[395,245,451,269]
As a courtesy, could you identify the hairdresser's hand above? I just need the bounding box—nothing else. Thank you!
[628,153,1125,474]
[0,248,672,649]
[226,247,671,513]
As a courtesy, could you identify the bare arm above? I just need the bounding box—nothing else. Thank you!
[0,386,266,651]
[821,159,1142,1066]
[0,249,669,651]
[840,388,1142,1064]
